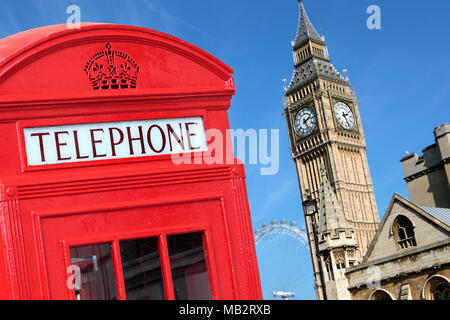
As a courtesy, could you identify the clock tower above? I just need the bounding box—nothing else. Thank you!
[283,0,380,299]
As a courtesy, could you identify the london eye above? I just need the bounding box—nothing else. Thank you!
[254,220,315,300]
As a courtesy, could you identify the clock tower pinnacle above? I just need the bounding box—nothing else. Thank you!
[283,0,380,300]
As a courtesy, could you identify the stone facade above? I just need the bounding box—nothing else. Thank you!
[345,194,450,300]
[401,123,450,208]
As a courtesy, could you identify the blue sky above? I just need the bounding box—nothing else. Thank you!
[1,0,449,300]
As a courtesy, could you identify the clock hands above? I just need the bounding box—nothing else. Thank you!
[295,107,317,136]
[341,112,349,126]
[341,112,353,128]
[303,116,310,125]
[334,102,354,129]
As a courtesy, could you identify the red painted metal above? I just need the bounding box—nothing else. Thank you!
[0,23,262,300]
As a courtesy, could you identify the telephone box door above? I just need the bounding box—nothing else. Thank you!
[37,196,236,300]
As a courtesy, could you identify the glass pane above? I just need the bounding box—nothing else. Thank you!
[167,233,211,300]
[70,243,117,300]
[119,237,165,300]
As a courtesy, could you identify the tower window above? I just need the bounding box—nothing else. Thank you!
[336,262,345,270]
[392,216,417,249]
[333,250,346,275]
[324,253,334,281]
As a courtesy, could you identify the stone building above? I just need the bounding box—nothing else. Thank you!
[345,125,450,300]
[401,123,450,208]
[345,194,450,300]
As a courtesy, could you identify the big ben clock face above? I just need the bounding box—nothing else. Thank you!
[294,107,317,137]
[334,102,355,130]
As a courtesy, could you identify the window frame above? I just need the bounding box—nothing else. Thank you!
[63,227,218,300]
[392,215,417,250]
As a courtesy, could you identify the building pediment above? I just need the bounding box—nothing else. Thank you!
[362,193,450,264]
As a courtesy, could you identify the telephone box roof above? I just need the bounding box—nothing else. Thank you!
[0,23,235,104]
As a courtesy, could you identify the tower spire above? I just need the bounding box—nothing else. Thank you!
[294,0,325,50]
[316,166,357,300]
[317,166,353,234]
[286,0,348,95]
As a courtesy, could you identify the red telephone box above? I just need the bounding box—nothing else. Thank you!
[0,23,262,300]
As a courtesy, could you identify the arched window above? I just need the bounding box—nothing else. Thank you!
[370,290,393,300]
[392,216,416,249]
[423,276,450,300]
[322,252,334,281]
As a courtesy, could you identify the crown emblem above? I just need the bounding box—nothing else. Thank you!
[84,43,139,90]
